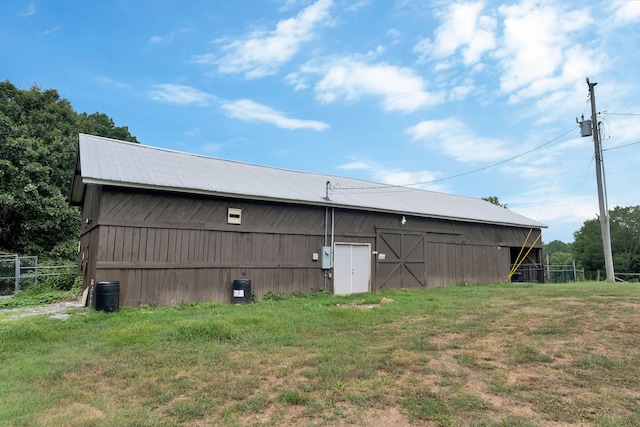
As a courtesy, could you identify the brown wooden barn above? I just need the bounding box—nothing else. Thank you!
[70,134,546,307]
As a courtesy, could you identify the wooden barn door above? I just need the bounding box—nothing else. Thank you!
[333,243,371,295]
[376,229,426,290]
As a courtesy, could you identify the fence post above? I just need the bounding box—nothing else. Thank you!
[14,255,20,292]
[545,254,550,283]
[572,260,577,282]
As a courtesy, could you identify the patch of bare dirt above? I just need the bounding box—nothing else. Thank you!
[0,300,84,320]
[38,402,104,426]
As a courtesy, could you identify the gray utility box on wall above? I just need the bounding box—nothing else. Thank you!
[321,246,332,269]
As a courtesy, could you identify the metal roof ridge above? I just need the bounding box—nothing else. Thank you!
[79,134,474,198]
[76,134,547,229]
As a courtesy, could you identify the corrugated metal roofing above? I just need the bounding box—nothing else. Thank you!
[71,134,546,229]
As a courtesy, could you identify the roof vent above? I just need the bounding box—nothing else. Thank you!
[227,208,242,225]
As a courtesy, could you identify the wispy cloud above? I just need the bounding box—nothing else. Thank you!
[337,158,446,191]
[509,189,596,232]
[95,76,129,89]
[212,0,333,78]
[20,3,36,17]
[345,0,371,12]
[302,57,444,113]
[148,84,216,106]
[41,26,61,36]
[284,72,309,91]
[221,99,329,131]
[387,28,401,45]
[149,29,190,45]
[407,118,512,162]
[200,142,223,153]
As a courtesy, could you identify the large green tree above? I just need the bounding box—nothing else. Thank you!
[573,206,640,274]
[543,240,573,265]
[0,81,137,260]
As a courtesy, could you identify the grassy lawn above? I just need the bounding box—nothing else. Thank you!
[1,282,640,426]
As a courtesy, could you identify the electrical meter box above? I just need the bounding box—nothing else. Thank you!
[321,246,332,269]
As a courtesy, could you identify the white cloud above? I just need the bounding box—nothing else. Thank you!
[610,1,640,26]
[448,83,474,101]
[221,99,329,131]
[338,161,372,170]
[215,0,333,78]
[603,115,640,146]
[284,72,309,91]
[496,1,594,97]
[337,159,446,191]
[510,190,598,240]
[309,57,443,112]
[374,169,443,190]
[411,0,608,122]
[414,1,496,66]
[407,118,512,162]
[148,84,215,106]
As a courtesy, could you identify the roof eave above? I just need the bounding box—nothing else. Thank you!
[69,145,84,206]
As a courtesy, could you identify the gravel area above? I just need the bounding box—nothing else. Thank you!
[0,300,85,320]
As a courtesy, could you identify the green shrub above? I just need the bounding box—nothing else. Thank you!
[262,290,288,301]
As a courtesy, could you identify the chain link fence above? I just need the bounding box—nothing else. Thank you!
[510,263,590,284]
[546,263,585,283]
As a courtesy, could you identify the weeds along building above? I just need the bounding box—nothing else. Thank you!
[70,134,546,307]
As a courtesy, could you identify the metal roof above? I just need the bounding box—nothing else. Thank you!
[71,134,546,229]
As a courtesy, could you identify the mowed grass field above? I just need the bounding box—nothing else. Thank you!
[1,282,639,426]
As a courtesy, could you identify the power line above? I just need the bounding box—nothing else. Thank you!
[602,140,640,152]
[335,126,577,191]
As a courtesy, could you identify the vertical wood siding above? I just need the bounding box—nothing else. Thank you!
[79,186,542,306]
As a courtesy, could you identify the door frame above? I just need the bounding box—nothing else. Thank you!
[333,242,371,295]
[375,228,427,290]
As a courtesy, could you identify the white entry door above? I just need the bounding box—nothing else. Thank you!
[333,243,371,295]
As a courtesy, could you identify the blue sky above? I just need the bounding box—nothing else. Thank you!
[2,0,639,243]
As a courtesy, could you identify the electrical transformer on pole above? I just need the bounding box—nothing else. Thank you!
[580,78,615,282]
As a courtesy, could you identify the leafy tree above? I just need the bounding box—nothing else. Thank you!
[0,81,137,260]
[482,196,508,208]
[573,206,640,274]
[77,112,138,143]
[610,206,640,273]
[573,217,603,272]
[543,240,573,265]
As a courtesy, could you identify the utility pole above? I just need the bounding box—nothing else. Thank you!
[587,78,615,282]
